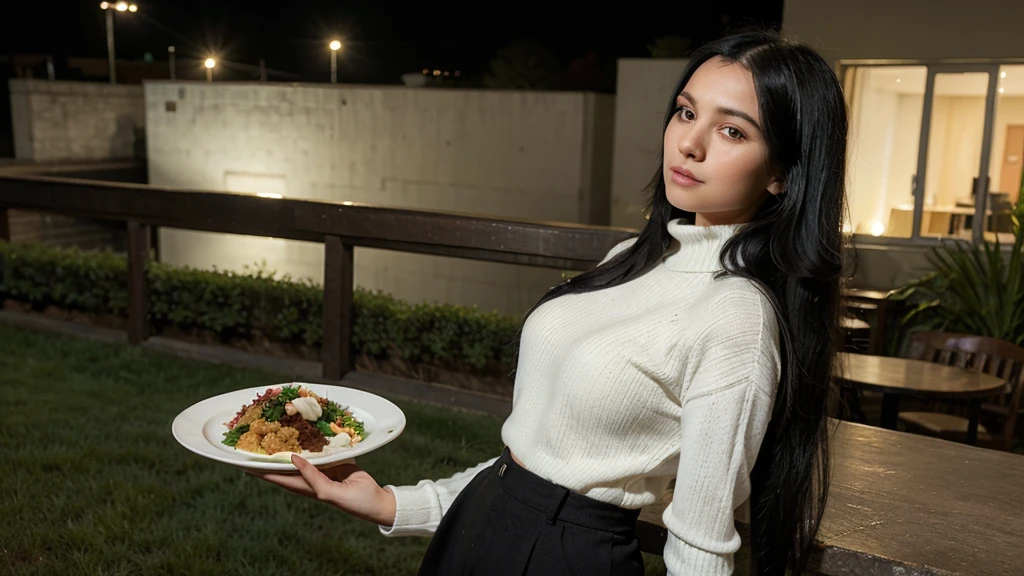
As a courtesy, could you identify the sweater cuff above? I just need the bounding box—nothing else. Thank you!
[377,484,444,538]
[664,535,734,576]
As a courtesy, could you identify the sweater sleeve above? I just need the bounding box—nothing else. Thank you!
[378,456,499,537]
[662,291,781,575]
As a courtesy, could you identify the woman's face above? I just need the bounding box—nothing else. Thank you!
[662,56,784,226]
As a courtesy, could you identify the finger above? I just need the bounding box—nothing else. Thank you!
[292,454,340,502]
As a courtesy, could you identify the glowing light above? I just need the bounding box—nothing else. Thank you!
[115,2,128,11]
[329,40,342,51]
[1001,71,1007,79]
[257,193,283,199]
[870,221,886,237]
[204,58,216,69]
[128,3,137,11]
[100,2,110,9]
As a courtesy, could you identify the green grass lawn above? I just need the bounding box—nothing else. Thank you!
[0,321,669,575]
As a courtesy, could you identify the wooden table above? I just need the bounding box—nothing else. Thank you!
[637,421,1024,575]
[812,422,1024,576]
[887,204,989,237]
[837,352,1008,444]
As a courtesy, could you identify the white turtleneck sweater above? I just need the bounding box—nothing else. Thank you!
[379,219,782,576]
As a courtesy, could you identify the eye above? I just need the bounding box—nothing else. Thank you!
[675,105,695,122]
[721,126,745,140]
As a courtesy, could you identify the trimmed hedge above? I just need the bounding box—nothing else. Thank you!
[0,241,521,371]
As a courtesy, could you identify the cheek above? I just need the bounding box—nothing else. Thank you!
[714,146,772,194]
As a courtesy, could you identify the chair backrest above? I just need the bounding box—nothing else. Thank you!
[907,331,1024,449]
[841,316,872,353]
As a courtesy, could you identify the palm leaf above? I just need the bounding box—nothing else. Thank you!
[892,196,1024,347]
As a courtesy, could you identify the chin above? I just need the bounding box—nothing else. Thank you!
[665,188,702,214]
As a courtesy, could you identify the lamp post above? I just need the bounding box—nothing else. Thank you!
[99,1,138,84]
[204,58,216,82]
[167,46,175,80]
[329,40,342,83]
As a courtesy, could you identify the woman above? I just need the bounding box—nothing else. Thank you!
[253,29,846,576]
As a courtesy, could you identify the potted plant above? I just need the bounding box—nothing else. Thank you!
[887,190,1024,354]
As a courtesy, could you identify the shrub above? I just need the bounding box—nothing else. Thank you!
[0,241,521,371]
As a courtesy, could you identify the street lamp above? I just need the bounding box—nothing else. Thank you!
[100,2,139,84]
[204,58,216,82]
[329,40,342,83]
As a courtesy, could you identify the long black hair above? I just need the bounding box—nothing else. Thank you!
[510,30,847,576]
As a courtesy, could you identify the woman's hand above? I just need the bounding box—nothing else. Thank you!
[248,454,397,527]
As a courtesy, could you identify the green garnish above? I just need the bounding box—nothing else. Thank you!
[222,423,250,447]
[261,386,302,422]
[315,420,336,437]
[321,400,344,423]
[262,402,285,422]
[278,387,301,402]
[341,413,365,437]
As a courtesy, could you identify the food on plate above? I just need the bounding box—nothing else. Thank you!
[221,384,365,457]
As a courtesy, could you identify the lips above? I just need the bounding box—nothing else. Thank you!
[670,167,702,182]
[669,166,703,187]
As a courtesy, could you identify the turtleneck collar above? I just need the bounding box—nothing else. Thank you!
[663,218,745,272]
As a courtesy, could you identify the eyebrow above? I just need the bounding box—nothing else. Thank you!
[679,91,763,133]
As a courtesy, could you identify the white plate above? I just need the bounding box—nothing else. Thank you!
[172,382,406,472]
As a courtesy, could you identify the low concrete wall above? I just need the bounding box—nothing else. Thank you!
[610,58,689,230]
[9,79,144,162]
[144,82,617,315]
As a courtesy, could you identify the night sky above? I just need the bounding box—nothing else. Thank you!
[1,1,784,86]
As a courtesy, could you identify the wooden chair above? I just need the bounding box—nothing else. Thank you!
[841,316,872,353]
[842,289,903,355]
[898,331,1024,451]
[836,317,874,424]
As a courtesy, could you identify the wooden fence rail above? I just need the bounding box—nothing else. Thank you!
[0,173,636,379]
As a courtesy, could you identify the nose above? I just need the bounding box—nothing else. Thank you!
[676,127,706,162]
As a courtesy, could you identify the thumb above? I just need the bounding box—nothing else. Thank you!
[292,454,338,502]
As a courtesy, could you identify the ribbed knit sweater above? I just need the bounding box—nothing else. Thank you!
[379,219,782,575]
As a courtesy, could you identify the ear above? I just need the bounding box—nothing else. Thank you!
[766,175,786,196]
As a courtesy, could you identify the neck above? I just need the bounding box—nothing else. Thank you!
[663,218,744,272]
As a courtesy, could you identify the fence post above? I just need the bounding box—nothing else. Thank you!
[127,220,151,345]
[322,235,354,380]
[0,206,10,242]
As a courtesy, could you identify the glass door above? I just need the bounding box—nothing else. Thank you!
[986,65,1024,244]
[912,65,1000,242]
[843,65,927,239]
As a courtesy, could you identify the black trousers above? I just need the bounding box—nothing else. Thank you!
[417,447,645,576]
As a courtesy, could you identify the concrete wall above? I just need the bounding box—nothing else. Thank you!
[9,80,144,162]
[783,0,1024,63]
[144,82,616,315]
[610,58,689,230]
